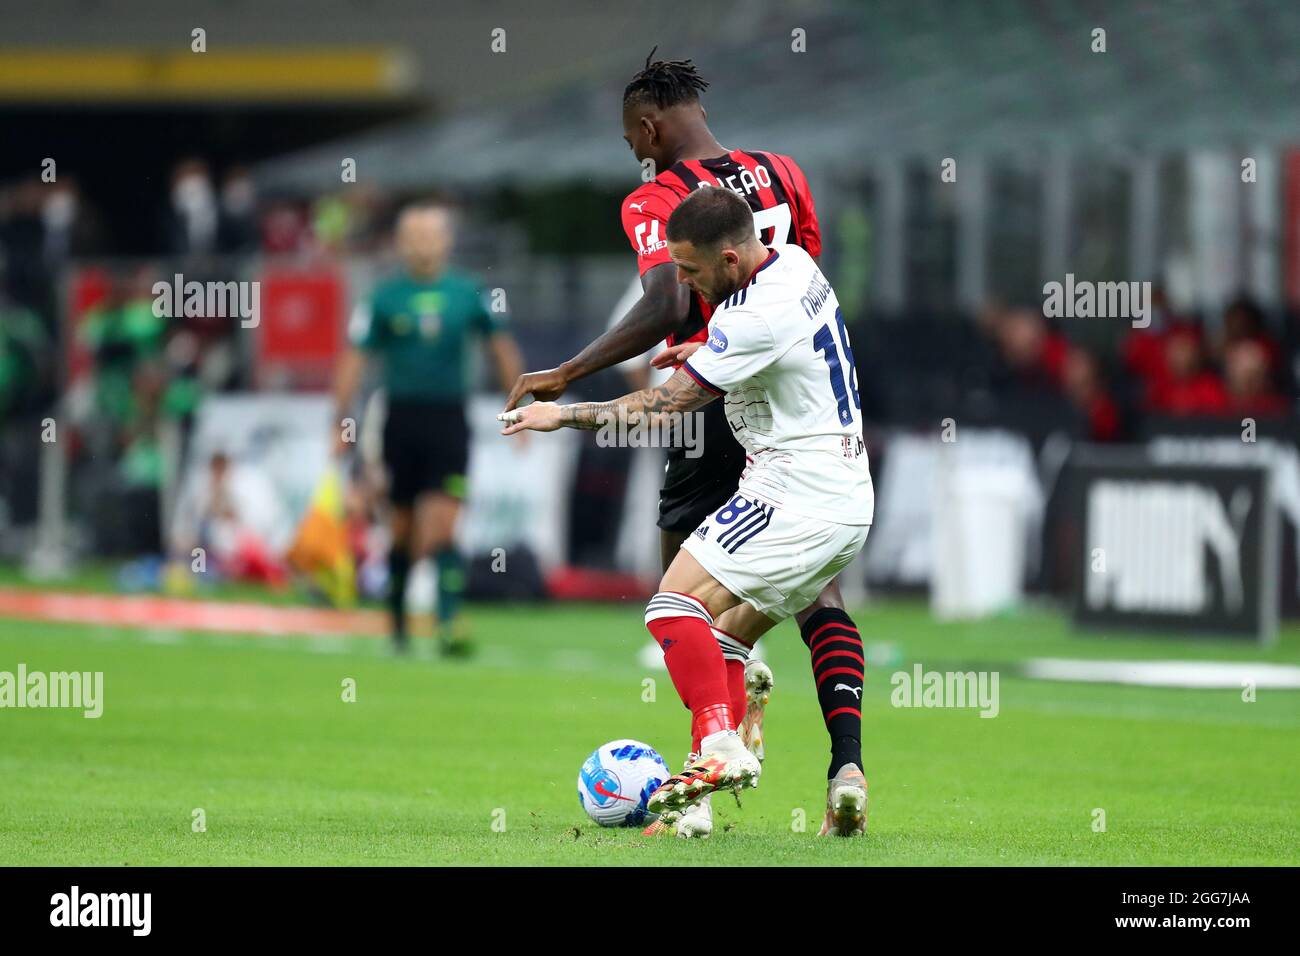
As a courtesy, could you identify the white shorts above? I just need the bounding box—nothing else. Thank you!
[680,491,870,623]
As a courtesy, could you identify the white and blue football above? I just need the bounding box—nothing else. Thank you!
[578,739,671,827]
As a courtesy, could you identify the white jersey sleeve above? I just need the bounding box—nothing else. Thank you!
[681,310,781,396]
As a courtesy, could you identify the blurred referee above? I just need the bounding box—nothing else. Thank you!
[333,202,523,655]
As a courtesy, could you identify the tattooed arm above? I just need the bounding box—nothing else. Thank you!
[498,368,717,435]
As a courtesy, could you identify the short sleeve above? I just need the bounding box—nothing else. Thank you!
[681,310,776,395]
[472,284,507,335]
[774,152,821,259]
[620,188,675,276]
[349,300,379,348]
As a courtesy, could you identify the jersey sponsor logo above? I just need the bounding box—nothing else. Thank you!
[628,201,648,212]
[707,328,729,353]
[634,219,666,255]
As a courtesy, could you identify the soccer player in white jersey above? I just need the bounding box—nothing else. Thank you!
[499,187,873,835]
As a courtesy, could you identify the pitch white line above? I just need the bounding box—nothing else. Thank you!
[1023,658,1300,689]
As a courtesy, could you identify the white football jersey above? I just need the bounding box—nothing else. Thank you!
[682,244,874,525]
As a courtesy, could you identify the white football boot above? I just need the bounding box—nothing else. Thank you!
[674,753,714,841]
[646,730,761,819]
[675,795,713,839]
[739,659,773,762]
[817,763,868,837]
[641,753,714,838]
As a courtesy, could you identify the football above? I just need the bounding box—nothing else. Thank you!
[577,739,671,827]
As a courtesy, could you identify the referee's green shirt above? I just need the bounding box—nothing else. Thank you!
[350,269,504,402]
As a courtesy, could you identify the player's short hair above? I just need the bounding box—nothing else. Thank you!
[397,199,456,231]
[399,198,453,218]
[623,48,709,109]
[666,187,755,250]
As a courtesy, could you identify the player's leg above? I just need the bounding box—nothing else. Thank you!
[387,505,414,650]
[381,403,419,651]
[693,497,871,835]
[642,406,751,834]
[712,602,778,760]
[655,401,749,747]
[658,527,689,574]
[795,578,868,836]
[640,529,716,837]
[409,403,471,657]
[413,488,469,656]
[643,548,760,818]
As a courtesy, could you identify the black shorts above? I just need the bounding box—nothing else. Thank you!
[657,399,747,532]
[382,398,469,506]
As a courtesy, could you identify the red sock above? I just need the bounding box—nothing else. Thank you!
[725,658,747,723]
[645,593,734,739]
[691,662,745,754]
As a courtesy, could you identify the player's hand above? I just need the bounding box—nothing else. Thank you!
[650,341,703,369]
[505,367,569,410]
[497,402,563,435]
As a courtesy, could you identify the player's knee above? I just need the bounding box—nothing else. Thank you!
[643,591,712,632]
[711,626,752,663]
[794,582,847,629]
[809,580,846,613]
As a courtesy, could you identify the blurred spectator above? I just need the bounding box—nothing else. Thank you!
[260,198,312,254]
[988,306,1070,395]
[311,184,392,254]
[0,294,50,421]
[217,166,260,253]
[1219,295,1282,372]
[1145,326,1228,415]
[1224,339,1290,417]
[1122,286,1186,383]
[170,451,289,586]
[162,159,220,256]
[41,177,104,269]
[0,178,55,317]
[1062,347,1121,441]
[79,268,167,425]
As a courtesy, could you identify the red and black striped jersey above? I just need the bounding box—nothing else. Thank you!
[620,149,821,350]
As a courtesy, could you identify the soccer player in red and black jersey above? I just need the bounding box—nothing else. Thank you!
[505,55,867,836]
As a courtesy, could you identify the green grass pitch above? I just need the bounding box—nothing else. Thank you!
[0,599,1297,865]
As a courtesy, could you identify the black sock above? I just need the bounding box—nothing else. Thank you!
[800,607,864,779]
[388,547,411,643]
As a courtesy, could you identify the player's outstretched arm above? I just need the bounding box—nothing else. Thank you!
[331,347,368,457]
[503,263,690,410]
[486,331,525,394]
[498,367,716,435]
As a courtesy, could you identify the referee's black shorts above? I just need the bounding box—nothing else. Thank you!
[657,398,747,533]
[381,398,470,506]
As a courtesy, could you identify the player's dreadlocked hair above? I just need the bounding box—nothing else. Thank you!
[623,47,709,109]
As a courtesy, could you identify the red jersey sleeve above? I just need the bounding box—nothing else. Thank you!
[620,185,676,276]
[772,152,822,259]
